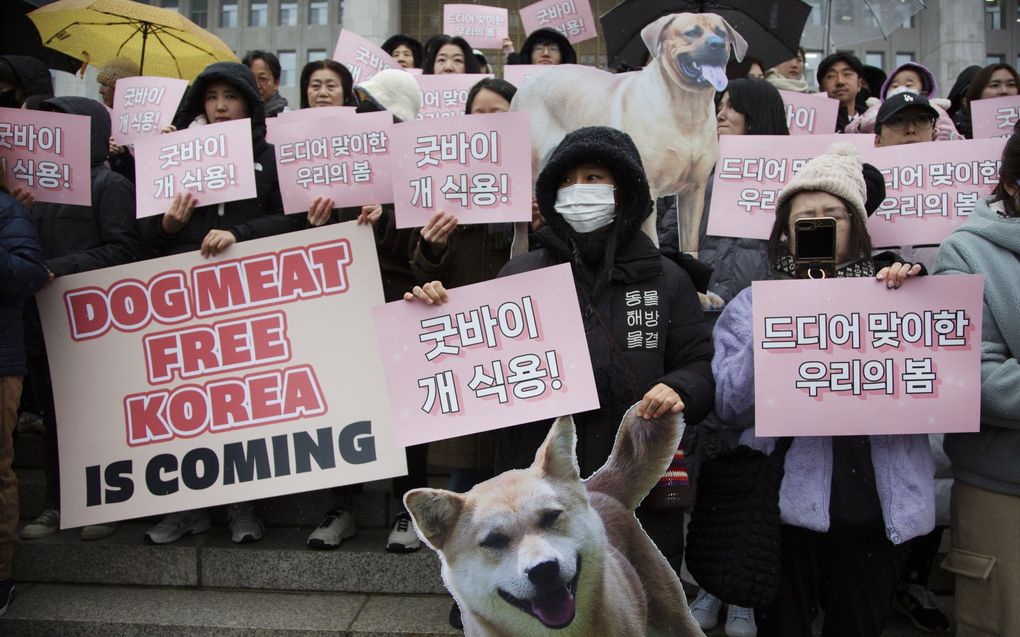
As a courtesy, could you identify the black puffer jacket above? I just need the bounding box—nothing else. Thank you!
[495,127,714,477]
[0,192,48,376]
[507,28,577,65]
[0,55,54,99]
[32,97,148,276]
[142,62,301,255]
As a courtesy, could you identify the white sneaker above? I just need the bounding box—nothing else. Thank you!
[80,521,118,541]
[227,502,264,544]
[21,509,59,539]
[306,508,356,549]
[144,509,211,544]
[689,589,722,630]
[725,604,757,637]
[386,512,421,553]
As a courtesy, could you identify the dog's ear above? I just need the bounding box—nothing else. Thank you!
[404,488,464,551]
[641,14,680,59]
[718,17,748,62]
[533,415,581,483]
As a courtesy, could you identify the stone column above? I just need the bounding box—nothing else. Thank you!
[341,0,401,44]
[920,0,985,92]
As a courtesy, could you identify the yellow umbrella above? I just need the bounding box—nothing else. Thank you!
[29,0,238,81]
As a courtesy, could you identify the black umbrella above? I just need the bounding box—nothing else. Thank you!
[0,0,83,74]
[601,0,812,71]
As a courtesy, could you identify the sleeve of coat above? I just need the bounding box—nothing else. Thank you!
[655,265,715,425]
[410,227,458,284]
[711,288,756,427]
[229,150,306,242]
[47,173,145,276]
[0,203,49,301]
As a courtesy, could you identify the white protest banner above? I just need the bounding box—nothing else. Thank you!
[111,76,188,146]
[273,110,394,212]
[0,107,91,206]
[519,0,598,44]
[970,95,1020,139]
[133,118,257,218]
[391,111,532,228]
[416,73,493,119]
[332,29,401,84]
[37,223,407,528]
[443,4,510,50]
[372,263,599,447]
[753,275,983,437]
[779,89,838,135]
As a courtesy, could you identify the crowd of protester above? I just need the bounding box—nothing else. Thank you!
[0,24,1017,637]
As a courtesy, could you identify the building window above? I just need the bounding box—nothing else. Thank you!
[864,52,884,70]
[900,14,915,29]
[985,0,1002,30]
[986,54,1005,65]
[280,1,298,26]
[190,0,208,27]
[219,1,238,28]
[279,51,297,87]
[307,49,327,64]
[894,52,914,67]
[160,0,179,9]
[249,1,267,27]
[309,1,328,25]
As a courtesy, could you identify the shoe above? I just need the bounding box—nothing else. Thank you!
[21,508,59,539]
[227,502,264,544]
[306,508,356,549]
[386,511,421,553]
[449,601,463,630]
[689,589,722,630]
[144,509,211,544]
[16,411,44,434]
[894,583,950,632]
[0,580,13,618]
[80,521,118,541]
[725,604,757,637]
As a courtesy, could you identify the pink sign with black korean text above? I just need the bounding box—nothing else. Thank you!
[415,73,493,119]
[502,63,557,90]
[111,76,188,146]
[779,90,838,136]
[970,95,1020,139]
[332,29,401,84]
[0,107,91,205]
[519,0,597,44]
[133,118,257,218]
[372,263,599,446]
[443,4,509,50]
[752,275,983,437]
[266,107,357,144]
[390,111,531,228]
[273,110,394,213]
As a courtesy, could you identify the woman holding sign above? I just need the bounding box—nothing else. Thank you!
[299,59,356,109]
[711,143,931,637]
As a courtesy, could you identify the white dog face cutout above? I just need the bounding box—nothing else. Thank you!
[641,13,748,92]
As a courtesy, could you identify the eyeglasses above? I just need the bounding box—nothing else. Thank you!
[884,112,935,131]
[534,43,560,54]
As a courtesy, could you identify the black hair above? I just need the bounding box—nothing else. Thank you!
[241,50,281,81]
[816,52,864,85]
[422,35,481,75]
[465,78,517,114]
[947,65,982,116]
[299,59,355,109]
[964,63,1020,104]
[717,78,790,135]
[725,56,765,81]
[381,34,424,69]
[768,194,873,269]
[0,58,19,89]
[992,122,1020,218]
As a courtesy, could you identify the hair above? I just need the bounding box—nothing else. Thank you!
[816,52,864,85]
[726,56,765,81]
[768,193,873,268]
[242,50,281,81]
[991,122,1020,218]
[299,59,355,108]
[381,35,424,68]
[422,35,481,75]
[465,78,517,114]
[964,63,1020,103]
[717,78,790,135]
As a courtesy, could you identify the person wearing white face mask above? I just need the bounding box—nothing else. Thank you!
[406,126,715,574]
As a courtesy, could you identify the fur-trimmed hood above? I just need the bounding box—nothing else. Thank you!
[176,62,267,152]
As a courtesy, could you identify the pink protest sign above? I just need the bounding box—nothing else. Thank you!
[502,63,556,89]
[0,107,91,206]
[779,90,838,136]
[752,275,983,437]
[372,263,599,446]
[390,111,532,228]
[266,106,357,143]
[970,95,1020,139]
[132,118,257,218]
[416,73,493,119]
[273,110,393,213]
[110,76,188,146]
[519,0,597,44]
[332,29,401,84]
[444,4,509,50]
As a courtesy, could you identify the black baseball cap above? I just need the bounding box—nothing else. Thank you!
[875,92,938,131]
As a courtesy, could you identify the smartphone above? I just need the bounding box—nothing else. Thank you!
[793,217,836,279]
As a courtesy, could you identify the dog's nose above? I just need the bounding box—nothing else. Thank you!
[526,560,561,586]
[706,36,725,51]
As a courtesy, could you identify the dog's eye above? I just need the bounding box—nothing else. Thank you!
[539,509,562,528]
[683,27,702,39]
[480,532,509,550]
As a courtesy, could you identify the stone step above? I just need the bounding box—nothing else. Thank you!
[0,583,460,637]
[13,523,444,595]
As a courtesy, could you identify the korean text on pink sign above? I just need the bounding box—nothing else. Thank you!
[519,0,598,44]
[332,29,401,84]
[970,95,1020,139]
[0,107,91,206]
[111,76,188,146]
[443,4,509,50]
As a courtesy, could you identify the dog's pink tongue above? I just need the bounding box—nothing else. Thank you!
[702,65,728,91]
[531,587,576,627]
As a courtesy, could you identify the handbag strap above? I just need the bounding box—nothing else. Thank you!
[586,294,643,398]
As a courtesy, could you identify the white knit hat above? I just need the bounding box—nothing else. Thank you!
[356,69,421,123]
[776,142,868,224]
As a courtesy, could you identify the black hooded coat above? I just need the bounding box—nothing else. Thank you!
[507,28,577,66]
[141,62,301,255]
[0,55,54,103]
